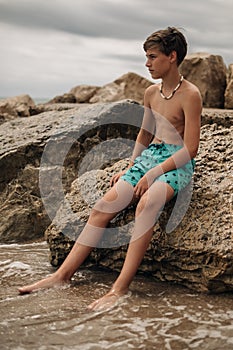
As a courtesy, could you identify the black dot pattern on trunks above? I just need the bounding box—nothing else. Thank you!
[120,143,195,196]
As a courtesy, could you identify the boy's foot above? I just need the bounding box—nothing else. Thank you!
[18,274,68,294]
[87,289,128,311]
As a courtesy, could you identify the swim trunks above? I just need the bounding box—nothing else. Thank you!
[120,142,195,196]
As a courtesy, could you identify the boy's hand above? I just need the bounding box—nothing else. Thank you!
[134,168,157,197]
[110,170,127,187]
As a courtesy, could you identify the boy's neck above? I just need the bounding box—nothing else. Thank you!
[161,70,181,90]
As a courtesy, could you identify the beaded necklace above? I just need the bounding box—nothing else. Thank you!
[160,75,183,100]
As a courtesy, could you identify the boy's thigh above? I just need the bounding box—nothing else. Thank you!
[156,164,193,196]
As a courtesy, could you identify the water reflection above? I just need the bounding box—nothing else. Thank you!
[0,242,233,350]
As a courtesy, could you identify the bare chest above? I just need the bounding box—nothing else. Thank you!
[150,93,185,128]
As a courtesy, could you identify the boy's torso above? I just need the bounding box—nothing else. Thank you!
[148,80,194,145]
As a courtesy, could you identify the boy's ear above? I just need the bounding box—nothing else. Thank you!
[169,50,177,63]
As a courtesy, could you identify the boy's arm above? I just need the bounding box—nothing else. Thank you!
[134,88,202,196]
[160,88,202,172]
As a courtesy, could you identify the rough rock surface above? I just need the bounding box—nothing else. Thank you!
[0,100,232,292]
[225,64,233,109]
[0,94,35,124]
[47,93,76,104]
[44,108,233,293]
[29,102,87,116]
[0,100,142,242]
[89,72,153,104]
[69,85,101,103]
[180,53,227,108]
[201,108,232,128]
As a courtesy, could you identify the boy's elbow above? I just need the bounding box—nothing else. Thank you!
[189,146,199,159]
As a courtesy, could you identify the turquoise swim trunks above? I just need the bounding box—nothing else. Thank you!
[120,143,195,196]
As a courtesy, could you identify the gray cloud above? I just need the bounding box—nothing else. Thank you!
[1,0,232,40]
[0,0,232,98]
[0,0,153,39]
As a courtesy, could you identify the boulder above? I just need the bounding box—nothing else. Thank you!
[0,99,232,292]
[0,94,35,124]
[225,64,233,109]
[44,108,233,293]
[180,53,227,108]
[41,72,152,107]
[0,100,142,242]
[29,103,84,116]
[89,72,153,104]
[201,108,232,128]
[69,85,101,103]
[47,93,76,104]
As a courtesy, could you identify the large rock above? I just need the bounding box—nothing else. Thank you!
[69,85,101,103]
[1,100,232,292]
[201,108,232,128]
[29,102,84,116]
[89,72,153,104]
[0,94,35,124]
[24,72,152,117]
[45,109,233,293]
[47,93,76,104]
[42,72,152,106]
[180,53,227,108]
[225,64,233,109]
[0,100,142,242]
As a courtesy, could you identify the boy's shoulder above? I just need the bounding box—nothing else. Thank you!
[143,83,160,107]
[182,78,200,93]
[144,83,160,96]
[182,79,202,100]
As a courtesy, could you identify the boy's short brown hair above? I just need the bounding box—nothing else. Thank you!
[143,27,187,66]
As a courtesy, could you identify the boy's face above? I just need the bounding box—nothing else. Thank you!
[145,46,172,80]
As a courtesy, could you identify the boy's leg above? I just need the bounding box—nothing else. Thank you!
[18,180,135,294]
[88,181,174,310]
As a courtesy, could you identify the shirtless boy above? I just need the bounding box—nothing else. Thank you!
[19,27,202,311]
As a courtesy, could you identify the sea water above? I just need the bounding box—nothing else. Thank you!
[0,241,233,350]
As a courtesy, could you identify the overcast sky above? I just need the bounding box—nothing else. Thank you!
[0,0,232,99]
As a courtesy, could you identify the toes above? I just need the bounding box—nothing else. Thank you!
[87,293,119,311]
[18,288,29,295]
[18,285,34,294]
[87,301,102,311]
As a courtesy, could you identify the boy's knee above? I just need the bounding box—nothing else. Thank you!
[136,193,152,212]
[92,199,108,213]
[137,191,163,214]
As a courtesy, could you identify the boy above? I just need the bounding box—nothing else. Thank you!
[19,27,202,311]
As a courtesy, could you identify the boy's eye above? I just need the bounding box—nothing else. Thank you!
[149,55,156,59]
